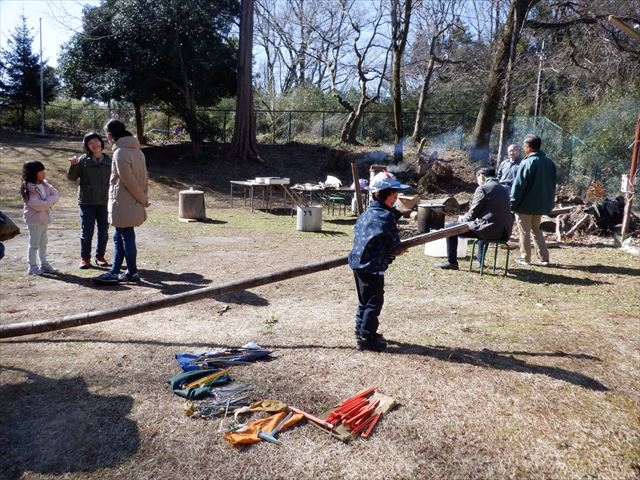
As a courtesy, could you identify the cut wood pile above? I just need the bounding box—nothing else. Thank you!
[552,186,639,243]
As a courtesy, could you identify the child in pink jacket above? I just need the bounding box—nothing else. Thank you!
[21,160,60,275]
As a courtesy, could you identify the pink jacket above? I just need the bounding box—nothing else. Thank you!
[22,181,59,225]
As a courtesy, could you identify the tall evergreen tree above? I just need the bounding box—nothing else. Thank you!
[0,15,59,131]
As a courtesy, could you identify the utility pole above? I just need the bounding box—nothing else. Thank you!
[39,18,45,135]
[533,40,544,129]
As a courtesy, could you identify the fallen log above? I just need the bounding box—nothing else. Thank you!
[540,215,556,232]
[549,206,575,217]
[0,224,469,339]
[566,214,591,237]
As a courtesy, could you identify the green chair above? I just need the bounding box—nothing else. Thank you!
[326,193,349,216]
[469,239,510,276]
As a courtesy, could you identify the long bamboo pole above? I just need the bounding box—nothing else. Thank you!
[0,224,469,339]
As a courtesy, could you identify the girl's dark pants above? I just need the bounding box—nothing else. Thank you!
[353,271,385,338]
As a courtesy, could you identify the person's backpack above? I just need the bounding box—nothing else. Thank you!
[0,211,20,241]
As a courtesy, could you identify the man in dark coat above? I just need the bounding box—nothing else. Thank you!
[436,167,513,270]
[510,134,557,266]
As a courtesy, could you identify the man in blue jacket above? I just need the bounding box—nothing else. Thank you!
[510,134,557,266]
[348,171,409,352]
[496,144,522,189]
[436,167,513,270]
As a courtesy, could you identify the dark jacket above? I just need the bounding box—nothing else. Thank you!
[510,150,557,215]
[67,154,112,206]
[348,200,402,273]
[462,177,513,240]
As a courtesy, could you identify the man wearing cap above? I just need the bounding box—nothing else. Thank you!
[436,167,513,270]
[348,171,409,352]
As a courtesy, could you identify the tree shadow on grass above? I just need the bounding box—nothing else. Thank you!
[507,268,611,286]
[551,263,639,277]
[135,269,212,294]
[0,367,139,480]
[385,341,608,391]
[41,269,213,295]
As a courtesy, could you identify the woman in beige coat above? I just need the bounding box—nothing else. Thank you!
[95,119,149,284]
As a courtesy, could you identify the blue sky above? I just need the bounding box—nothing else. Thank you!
[1,0,100,67]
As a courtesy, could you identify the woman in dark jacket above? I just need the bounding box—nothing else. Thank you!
[67,132,112,268]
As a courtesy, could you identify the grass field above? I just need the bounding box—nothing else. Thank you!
[0,132,638,479]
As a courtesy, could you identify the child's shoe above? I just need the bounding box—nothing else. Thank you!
[356,334,388,352]
[27,265,43,276]
[41,263,59,274]
[79,258,91,269]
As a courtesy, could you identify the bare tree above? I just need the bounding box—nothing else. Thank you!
[389,0,413,163]
[327,0,390,144]
[255,0,330,93]
[471,0,536,163]
[409,0,465,142]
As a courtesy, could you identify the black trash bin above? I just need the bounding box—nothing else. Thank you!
[417,203,445,233]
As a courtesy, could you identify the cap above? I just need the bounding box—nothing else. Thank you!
[369,171,409,193]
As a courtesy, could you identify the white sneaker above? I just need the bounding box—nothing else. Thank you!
[27,266,43,276]
[538,261,550,266]
[515,258,529,266]
[41,263,59,273]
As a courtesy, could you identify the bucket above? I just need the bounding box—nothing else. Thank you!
[424,235,468,258]
[396,194,421,212]
[417,203,445,233]
[178,188,206,221]
[296,205,322,231]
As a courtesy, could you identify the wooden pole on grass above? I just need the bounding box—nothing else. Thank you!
[0,224,469,338]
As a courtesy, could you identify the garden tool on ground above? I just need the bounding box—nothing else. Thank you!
[257,411,294,445]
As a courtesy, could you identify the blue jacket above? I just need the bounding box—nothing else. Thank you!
[462,177,513,240]
[348,200,402,273]
[496,157,521,188]
[510,150,557,215]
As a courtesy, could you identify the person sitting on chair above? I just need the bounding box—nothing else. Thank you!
[436,167,513,270]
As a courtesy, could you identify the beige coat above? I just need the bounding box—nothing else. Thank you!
[108,136,149,228]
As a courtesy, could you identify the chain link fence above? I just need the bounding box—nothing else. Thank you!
[3,104,628,198]
[507,115,627,197]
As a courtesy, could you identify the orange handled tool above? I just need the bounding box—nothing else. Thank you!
[288,406,334,430]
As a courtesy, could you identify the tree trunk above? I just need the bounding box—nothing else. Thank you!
[391,0,411,165]
[133,101,144,144]
[0,225,469,339]
[230,0,261,163]
[411,56,436,142]
[496,5,519,165]
[471,0,535,163]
